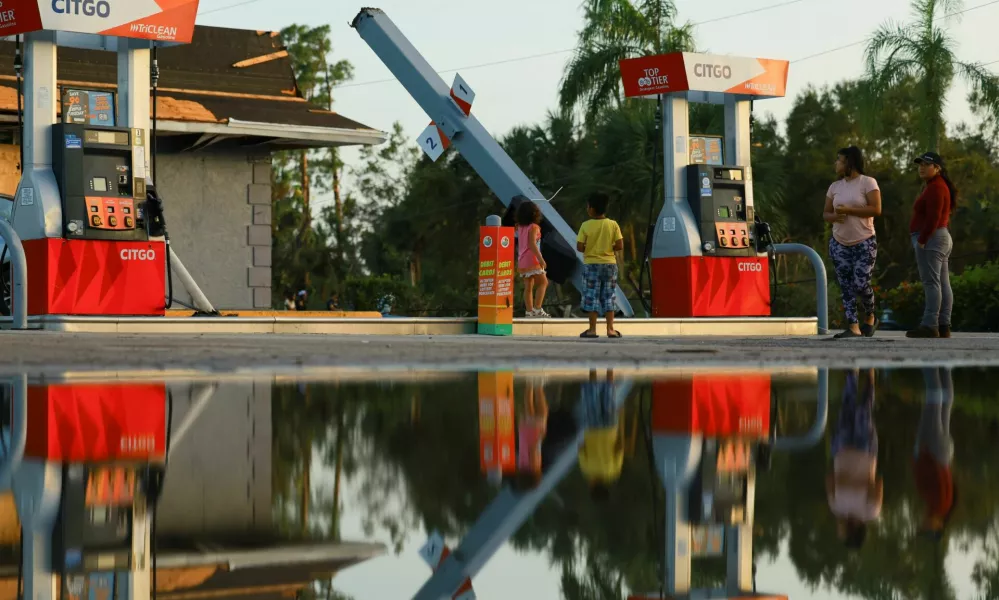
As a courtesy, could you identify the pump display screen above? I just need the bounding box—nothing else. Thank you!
[62,89,117,127]
[718,207,731,218]
[93,177,108,192]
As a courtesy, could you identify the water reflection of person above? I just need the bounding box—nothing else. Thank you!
[576,369,624,501]
[826,368,883,549]
[517,378,549,486]
[914,367,956,539]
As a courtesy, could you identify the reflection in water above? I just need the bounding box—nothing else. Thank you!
[297,368,999,600]
[828,369,882,550]
[4,367,996,600]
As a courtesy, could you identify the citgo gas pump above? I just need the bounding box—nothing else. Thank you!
[5,1,200,317]
[5,378,168,600]
[627,370,828,600]
[618,53,789,318]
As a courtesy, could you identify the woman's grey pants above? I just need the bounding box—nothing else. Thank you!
[912,229,953,329]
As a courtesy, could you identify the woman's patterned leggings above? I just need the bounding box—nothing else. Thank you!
[829,236,878,324]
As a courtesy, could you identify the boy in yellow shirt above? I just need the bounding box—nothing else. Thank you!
[577,369,625,500]
[576,192,624,338]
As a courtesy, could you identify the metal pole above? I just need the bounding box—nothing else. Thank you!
[0,219,28,330]
[773,368,829,451]
[167,383,218,457]
[167,251,216,314]
[413,379,635,600]
[0,374,27,491]
[772,243,829,334]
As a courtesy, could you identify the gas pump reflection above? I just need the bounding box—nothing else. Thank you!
[0,367,995,600]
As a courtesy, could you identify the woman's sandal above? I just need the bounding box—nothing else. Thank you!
[860,317,881,338]
[607,331,622,339]
[580,331,599,339]
[832,329,863,339]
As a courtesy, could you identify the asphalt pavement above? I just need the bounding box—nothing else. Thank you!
[1,330,998,376]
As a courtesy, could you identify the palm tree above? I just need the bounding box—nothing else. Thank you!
[559,0,695,124]
[863,0,999,152]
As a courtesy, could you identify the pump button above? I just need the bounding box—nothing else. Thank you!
[125,217,134,229]
[742,237,749,247]
[719,237,728,247]
[92,215,103,227]
[109,216,118,227]
[731,237,738,247]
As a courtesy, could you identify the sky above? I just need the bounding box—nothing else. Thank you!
[193,0,999,206]
[198,0,999,209]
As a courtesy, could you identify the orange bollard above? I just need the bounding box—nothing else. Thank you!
[477,216,514,336]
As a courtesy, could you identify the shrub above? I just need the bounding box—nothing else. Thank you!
[882,259,999,332]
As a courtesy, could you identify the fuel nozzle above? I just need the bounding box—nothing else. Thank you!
[145,185,167,238]
[753,216,772,253]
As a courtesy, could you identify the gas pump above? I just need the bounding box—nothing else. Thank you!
[618,53,789,318]
[629,370,829,600]
[4,1,202,317]
[3,378,169,600]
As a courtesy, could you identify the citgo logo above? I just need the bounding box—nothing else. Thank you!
[121,248,157,261]
[51,0,112,17]
[738,261,762,273]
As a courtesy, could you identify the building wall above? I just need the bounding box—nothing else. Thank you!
[157,380,273,538]
[156,150,272,310]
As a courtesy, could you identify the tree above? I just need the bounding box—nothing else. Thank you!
[559,0,695,123]
[273,25,356,299]
[863,0,999,152]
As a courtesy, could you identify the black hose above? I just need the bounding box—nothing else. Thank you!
[638,97,663,316]
[150,389,173,600]
[15,36,23,174]
[150,45,173,310]
[640,389,665,599]
[16,525,22,600]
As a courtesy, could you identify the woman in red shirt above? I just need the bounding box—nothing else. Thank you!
[908,152,957,339]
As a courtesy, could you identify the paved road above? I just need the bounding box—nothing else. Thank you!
[1,330,998,375]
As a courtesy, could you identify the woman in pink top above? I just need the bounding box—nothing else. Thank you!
[823,146,883,339]
[826,369,883,550]
[515,201,550,318]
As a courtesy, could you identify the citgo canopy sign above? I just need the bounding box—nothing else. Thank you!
[0,0,200,43]
[619,52,789,100]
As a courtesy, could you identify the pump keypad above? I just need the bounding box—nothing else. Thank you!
[85,197,137,231]
[715,222,750,249]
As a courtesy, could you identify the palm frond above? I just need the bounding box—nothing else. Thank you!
[958,60,999,127]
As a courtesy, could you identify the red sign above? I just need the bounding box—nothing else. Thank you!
[651,373,771,438]
[650,256,770,318]
[25,382,167,463]
[620,52,789,99]
[1,0,200,44]
[477,225,514,335]
[0,0,44,36]
[23,238,166,316]
[619,53,688,98]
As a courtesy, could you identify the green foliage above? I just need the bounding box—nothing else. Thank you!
[883,259,999,331]
[863,0,999,151]
[559,0,696,124]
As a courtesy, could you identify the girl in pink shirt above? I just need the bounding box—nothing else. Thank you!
[516,201,550,318]
[823,146,883,339]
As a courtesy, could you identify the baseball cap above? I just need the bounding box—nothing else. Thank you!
[914,152,945,167]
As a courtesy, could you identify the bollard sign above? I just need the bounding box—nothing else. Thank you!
[477,224,514,336]
[0,0,200,43]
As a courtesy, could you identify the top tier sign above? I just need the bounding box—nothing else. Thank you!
[0,0,200,43]
[619,52,789,100]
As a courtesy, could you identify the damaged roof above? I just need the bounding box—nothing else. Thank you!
[0,26,385,148]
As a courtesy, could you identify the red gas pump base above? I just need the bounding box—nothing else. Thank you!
[22,238,166,316]
[650,256,770,318]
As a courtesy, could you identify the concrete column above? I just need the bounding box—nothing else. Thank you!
[117,41,151,180]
